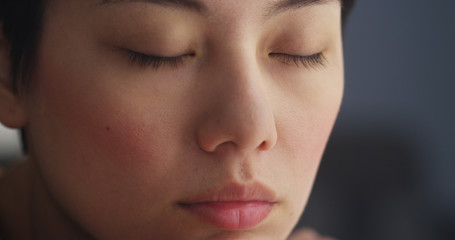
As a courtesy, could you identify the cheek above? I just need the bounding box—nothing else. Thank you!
[28,31,175,169]
[25,15,168,174]
[26,45,192,237]
[275,100,340,189]
[26,31,193,207]
[279,76,343,167]
[271,69,343,213]
[29,67,180,181]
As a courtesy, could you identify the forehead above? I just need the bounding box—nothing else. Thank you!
[42,0,342,34]
[94,0,341,18]
[43,0,341,25]
[97,0,340,8]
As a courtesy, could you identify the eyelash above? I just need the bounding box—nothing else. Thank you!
[127,50,326,70]
[127,50,193,70]
[269,52,327,69]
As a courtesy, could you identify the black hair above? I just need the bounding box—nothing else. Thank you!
[342,0,355,24]
[0,0,354,153]
[1,0,45,94]
[1,0,45,153]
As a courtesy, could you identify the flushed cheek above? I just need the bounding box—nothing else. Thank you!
[28,71,190,238]
[270,81,343,214]
[260,122,328,237]
[28,41,191,212]
[28,15,181,182]
[33,74,180,178]
[275,111,335,188]
[277,99,340,168]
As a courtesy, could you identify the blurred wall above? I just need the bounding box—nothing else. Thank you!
[300,0,455,239]
[0,127,21,165]
[344,0,455,223]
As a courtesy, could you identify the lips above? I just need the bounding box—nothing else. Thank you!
[179,182,277,230]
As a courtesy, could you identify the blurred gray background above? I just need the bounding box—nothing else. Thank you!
[0,127,21,167]
[298,0,455,240]
[1,0,454,239]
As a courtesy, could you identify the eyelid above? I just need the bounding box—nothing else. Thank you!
[126,49,194,70]
[269,52,327,69]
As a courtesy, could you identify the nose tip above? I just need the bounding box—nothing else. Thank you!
[195,42,278,155]
[196,80,278,154]
[197,109,278,153]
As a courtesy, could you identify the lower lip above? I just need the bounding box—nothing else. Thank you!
[181,201,274,230]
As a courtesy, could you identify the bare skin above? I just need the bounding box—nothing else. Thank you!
[0,0,344,239]
[0,163,334,239]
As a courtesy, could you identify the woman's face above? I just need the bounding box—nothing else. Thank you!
[24,0,343,239]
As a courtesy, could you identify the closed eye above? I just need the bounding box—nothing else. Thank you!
[269,52,326,70]
[126,50,195,70]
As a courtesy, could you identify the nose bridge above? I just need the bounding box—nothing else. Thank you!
[196,43,278,154]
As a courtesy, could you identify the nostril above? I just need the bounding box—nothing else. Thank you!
[196,116,278,153]
[258,139,276,151]
[198,137,239,154]
[260,130,278,151]
[258,141,268,150]
[197,138,218,153]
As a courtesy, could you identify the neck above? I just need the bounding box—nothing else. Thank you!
[0,158,94,239]
[0,159,31,239]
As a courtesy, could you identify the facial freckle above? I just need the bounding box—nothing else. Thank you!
[105,126,110,131]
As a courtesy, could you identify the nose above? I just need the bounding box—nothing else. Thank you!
[196,51,278,154]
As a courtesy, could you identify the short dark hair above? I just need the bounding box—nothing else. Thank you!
[1,0,45,94]
[0,0,354,153]
[342,0,355,24]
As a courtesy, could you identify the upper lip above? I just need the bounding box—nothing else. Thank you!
[179,181,278,204]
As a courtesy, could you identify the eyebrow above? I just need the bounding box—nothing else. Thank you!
[98,0,204,12]
[98,0,339,18]
[266,0,340,18]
